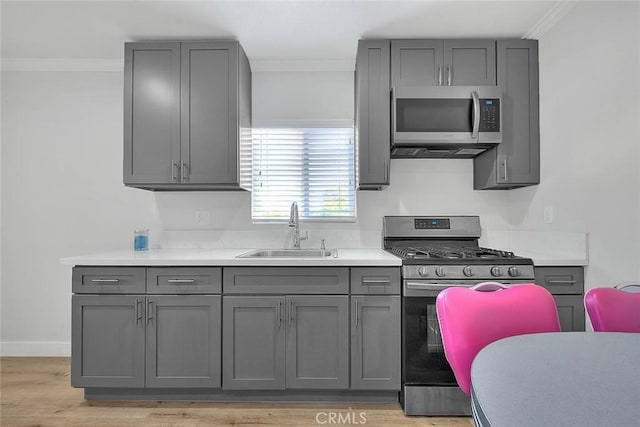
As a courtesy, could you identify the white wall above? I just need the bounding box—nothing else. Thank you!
[508,1,640,290]
[1,1,639,355]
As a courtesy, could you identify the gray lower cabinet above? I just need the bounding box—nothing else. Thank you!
[222,296,285,390]
[391,39,496,87]
[222,295,349,390]
[355,40,390,190]
[72,294,221,388]
[146,295,221,388]
[351,296,401,390]
[124,40,251,190]
[474,39,540,189]
[535,266,585,332]
[72,295,145,387]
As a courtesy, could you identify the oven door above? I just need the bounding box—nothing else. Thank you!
[403,295,457,387]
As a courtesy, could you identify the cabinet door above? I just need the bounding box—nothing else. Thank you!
[351,296,401,390]
[124,42,181,185]
[222,296,285,390]
[474,40,539,189]
[553,295,586,332]
[181,41,239,185]
[443,40,496,86]
[146,295,221,388]
[285,296,349,389]
[71,295,145,387]
[391,40,443,87]
[356,40,390,189]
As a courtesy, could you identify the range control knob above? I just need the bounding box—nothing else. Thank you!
[508,266,520,277]
[462,266,474,277]
[418,266,429,277]
[435,266,446,277]
[490,266,503,277]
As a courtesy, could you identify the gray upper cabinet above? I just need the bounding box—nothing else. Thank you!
[124,41,251,190]
[351,296,401,390]
[285,296,349,389]
[474,40,540,189]
[72,295,145,388]
[146,295,221,388]
[355,40,390,190]
[391,40,443,87]
[391,39,496,87]
[124,43,181,186]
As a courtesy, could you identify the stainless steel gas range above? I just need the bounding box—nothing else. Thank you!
[382,216,534,416]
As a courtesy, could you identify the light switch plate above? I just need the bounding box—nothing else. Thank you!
[543,206,553,224]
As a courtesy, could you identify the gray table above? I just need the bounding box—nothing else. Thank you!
[471,332,640,427]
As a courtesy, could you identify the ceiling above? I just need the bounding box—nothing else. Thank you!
[1,1,567,62]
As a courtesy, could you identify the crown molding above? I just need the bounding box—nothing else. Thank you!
[250,59,355,72]
[2,58,124,72]
[523,1,578,40]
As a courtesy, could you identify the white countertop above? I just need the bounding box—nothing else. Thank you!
[60,248,402,267]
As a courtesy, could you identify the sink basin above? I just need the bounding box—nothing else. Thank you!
[237,249,335,258]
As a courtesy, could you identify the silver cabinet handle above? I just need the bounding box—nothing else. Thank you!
[288,300,294,328]
[447,65,452,86]
[362,279,391,285]
[471,90,480,140]
[172,162,179,182]
[355,299,359,327]
[182,161,189,182]
[91,279,119,283]
[166,279,196,284]
[147,299,153,323]
[278,300,283,328]
[547,280,577,284]
[135,298,142,322]
[503,158,508,181]
[438,66,442,86]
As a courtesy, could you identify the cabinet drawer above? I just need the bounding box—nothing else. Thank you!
[147,267,222,294]
[223,267,349,294]
[535,267,584,295]
[72,267,145,294]
[351,268,400,295]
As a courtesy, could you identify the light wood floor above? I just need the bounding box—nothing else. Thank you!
[1,358,473,426]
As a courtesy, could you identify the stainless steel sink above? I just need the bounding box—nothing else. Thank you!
[237,249,335,258]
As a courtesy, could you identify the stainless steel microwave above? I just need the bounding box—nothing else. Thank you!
[391,86,502,158]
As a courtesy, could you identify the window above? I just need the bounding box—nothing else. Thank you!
[251,126,355,222]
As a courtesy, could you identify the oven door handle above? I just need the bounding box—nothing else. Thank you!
[405,282,473,291]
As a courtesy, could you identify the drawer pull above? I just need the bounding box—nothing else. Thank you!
[362,279,391,285]
[166,279,196,284]
[547,280,577,284]
[90,279,120,283]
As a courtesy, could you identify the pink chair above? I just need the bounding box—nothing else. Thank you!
[585,283,640,332]
[436,282,561,395]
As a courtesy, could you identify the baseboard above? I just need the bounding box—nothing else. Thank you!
[0,341,71,357]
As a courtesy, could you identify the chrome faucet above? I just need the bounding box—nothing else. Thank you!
[289,201,308,249]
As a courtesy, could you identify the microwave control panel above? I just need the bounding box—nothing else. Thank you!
[479,99,500,132]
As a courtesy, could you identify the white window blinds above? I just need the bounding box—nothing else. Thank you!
[252,127,355,222]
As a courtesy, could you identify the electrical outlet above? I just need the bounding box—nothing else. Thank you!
[543,206,553,224]
[195,210,210,226]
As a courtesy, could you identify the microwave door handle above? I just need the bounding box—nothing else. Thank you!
[471,90,480,140]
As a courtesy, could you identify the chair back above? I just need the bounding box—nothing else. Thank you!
[585,284,640,332]
[436,283,561,395]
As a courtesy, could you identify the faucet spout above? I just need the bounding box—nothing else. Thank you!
[288,201,307,249]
